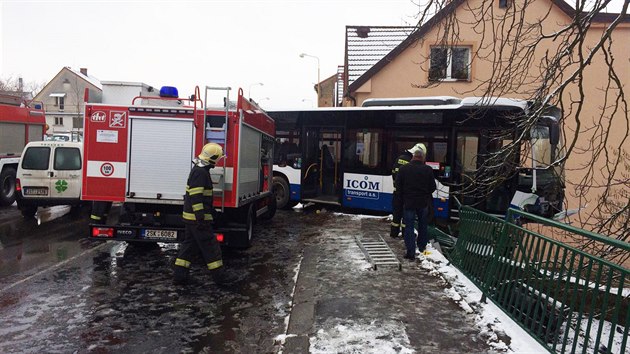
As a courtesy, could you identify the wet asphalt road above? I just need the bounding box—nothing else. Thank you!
[0,204,301,353]
[0,204,498,353]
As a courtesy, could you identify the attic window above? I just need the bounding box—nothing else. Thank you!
[429,46,471,82]
[499,0,510,8]
[356,27,370,38]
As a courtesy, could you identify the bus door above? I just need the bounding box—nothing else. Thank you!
[479,130,517,214]
[453,130,519,217]
[390,131,450,218]
[301,126,343,205]
[453,131,481,217]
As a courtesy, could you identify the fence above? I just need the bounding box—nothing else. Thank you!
[449,206,629,354]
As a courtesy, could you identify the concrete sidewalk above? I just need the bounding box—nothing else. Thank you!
[282,213,508,353]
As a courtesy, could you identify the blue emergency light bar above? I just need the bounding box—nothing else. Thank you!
[159,86,179,98]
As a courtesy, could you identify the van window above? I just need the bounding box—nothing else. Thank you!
[22,147,50,170]
[54,147,81,170]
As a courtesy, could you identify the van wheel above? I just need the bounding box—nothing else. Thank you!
[0,167,17,207]
[70,202,89,217]
[20,205,38,218]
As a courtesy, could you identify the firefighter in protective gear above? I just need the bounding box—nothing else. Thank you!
[390,143,427,238]
[174,143,235,285]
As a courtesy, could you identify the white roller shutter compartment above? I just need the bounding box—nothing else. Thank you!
[127,117,194,200]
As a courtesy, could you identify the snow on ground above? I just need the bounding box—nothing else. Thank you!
[417,247,546,353]
[310,318,414,354]
[286,208,626,353]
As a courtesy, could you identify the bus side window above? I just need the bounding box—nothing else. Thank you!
[345,130,381,169]
[433,142,448,163]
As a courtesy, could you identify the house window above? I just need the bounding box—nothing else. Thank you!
[56,97,65,110]
[50,93,66,110]
[54,117,64,126]
[73,116,83,129]
[429,46,471,81]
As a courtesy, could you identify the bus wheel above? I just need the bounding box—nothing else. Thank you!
[273,176,297,210]
[0,167,17,207]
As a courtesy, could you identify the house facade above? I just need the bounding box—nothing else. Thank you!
[34,67,102,137]
[340,0,629,233]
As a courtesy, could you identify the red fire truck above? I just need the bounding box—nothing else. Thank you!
[83,86,276,247]
[0,95,46,206]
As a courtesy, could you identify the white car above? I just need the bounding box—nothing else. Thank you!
[16,141,83,217]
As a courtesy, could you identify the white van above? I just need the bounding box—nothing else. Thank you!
[16,141,83,217]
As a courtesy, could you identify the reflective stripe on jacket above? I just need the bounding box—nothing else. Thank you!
[391,150,413,190]
[182,165,214,222]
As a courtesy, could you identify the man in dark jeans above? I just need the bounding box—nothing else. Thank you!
[390,143,425,238]
[396,147,436,261]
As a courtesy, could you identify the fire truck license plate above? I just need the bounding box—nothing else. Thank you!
[23,187,48,196]
[143,229,177,239]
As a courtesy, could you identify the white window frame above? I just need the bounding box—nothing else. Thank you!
[54,117,64,126]
[429,46,471,82]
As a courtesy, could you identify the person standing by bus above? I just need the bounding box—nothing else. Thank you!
[396,146,436,260]
[390,143,426,238]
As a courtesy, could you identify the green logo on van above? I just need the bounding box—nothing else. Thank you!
[55,180,68,193]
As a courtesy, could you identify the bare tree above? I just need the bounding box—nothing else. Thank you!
[0,76,46,99]
[411,0,629,251]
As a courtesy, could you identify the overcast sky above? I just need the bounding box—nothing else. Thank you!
[1,0,422,109]
[2,0,626,110]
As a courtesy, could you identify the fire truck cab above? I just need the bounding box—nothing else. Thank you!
[82,86,276,248]
[0,95,46,206]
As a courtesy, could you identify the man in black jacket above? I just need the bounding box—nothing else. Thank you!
[174,143,235,285]
[395,146,436,260]
[390,143,425,238]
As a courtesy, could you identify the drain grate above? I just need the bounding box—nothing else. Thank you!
[355,234,402,271]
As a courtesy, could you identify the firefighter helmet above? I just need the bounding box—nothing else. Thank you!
[408,143,427,156]
[198,143,224,166]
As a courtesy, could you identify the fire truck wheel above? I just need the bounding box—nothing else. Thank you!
[259,194,277,221]
[236,204,255,248]
[0,167,17,207]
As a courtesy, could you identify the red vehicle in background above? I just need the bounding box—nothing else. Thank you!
[82,86,276,248]
[0,94,46,206]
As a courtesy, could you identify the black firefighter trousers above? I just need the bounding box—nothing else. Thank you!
[390,191,405,237]
[174,222,223,281]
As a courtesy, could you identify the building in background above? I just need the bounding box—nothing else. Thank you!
[333,0,629,233]
[34,67,102,138]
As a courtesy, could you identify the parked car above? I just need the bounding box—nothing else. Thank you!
[15,141,83,217]
[44,132,82,142]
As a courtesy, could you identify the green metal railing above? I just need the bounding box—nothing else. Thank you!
[450,206,630,354]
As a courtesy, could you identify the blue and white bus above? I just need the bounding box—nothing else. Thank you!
[269,97,564,221]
